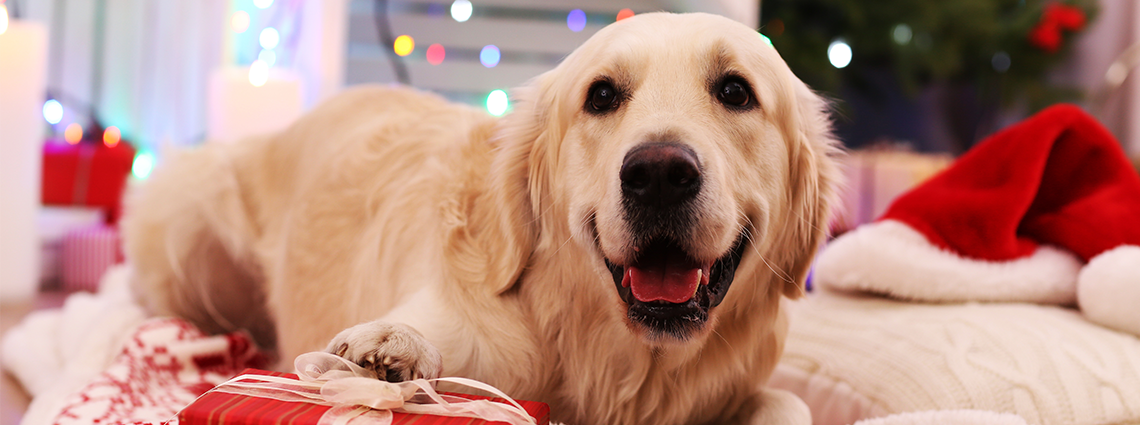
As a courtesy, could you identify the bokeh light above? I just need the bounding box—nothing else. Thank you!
[426,44,445,65]
[617,8,634,21]
[394,35,414,57]
[64,123,82,144]
[480,45,500,68]
[260,27,279,50]
[759,34,773,47]
[486,90,509,116]
[828,39,852,68]
[249,60,269,87]
[132,152,154,180]
[231,11,250,33]
[451,0,472,22]
[892,24,912,45]
[103,126,121,147]
[0,5,8,35]
[567,9,586,32]
[258,49,276,66]
[992,51,1011,73]
[253,0,273,10]
[43,100,63,125]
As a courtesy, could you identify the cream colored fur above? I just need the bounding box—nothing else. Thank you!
[123,13,839,425]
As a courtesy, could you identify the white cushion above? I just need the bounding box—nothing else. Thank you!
[771,292,1140,425]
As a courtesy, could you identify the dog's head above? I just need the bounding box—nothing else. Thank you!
[481,12,838,345]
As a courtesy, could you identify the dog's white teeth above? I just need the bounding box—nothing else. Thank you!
[694,270,703,296]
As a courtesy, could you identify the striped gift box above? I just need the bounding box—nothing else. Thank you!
[60,224,123,292]
[178,369,551,425]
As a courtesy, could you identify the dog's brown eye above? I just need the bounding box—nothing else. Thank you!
[587,82,619,113]
[717,78,752,108]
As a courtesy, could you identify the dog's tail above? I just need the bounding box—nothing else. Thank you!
[121,139,277,351]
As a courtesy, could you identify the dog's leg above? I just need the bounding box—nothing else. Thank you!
[123,143,277,351]
[325,321,443,381]
[324,288,446,382]
[746,388,811,425]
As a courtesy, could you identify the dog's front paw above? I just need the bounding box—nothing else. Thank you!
[325,321,443,382]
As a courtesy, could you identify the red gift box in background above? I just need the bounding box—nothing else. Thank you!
[59,224,123,292]
[42,140,136,223]
[178,369,551,425]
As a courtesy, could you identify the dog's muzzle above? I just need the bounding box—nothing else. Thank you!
[603,232,748,341]
[598,142,749,341]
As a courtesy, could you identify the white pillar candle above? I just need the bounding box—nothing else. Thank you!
[0,19,49,302]
[206,66,303,143]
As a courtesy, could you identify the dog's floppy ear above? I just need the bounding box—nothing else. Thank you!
[443,71,564,295]
[777,82,841,299]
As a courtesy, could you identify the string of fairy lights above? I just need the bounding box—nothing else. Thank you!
[375,1,638,116]
[17,1,645,181]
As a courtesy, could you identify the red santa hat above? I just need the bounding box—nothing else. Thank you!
[815,104,1140,336]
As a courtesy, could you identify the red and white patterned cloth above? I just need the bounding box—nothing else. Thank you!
[48,318,267,425]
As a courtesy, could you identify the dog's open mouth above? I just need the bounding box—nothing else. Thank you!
[603,231,749,340]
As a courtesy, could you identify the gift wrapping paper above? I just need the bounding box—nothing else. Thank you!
[177,369,551,425]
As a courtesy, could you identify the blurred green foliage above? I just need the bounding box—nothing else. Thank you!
[761,0,1097,112]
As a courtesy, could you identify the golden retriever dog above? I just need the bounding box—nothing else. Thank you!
[123,12,838,425]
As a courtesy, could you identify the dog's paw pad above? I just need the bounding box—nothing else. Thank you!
[325,322,443,383]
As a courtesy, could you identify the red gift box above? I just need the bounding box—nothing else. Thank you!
[60,223,123,292]
[177,369,550,425]
[42,140,136,223]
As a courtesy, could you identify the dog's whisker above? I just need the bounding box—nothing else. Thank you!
[740,218,795,286]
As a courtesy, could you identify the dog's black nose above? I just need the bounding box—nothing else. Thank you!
[620,143,701,207]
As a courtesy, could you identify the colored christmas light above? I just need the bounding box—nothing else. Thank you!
[103,126,121,147]
[480,45,500,68]
[992,51,1011,73]
[892,24,912,45]
[487,90,508,116]
[617,9,634,21]
[249,60,269,87]
[43,100,63,125]
[451,0,472,22]
[231,11,250,34]
[394,35,414,57]
[828,39,852,68]
[64,123,82,144]
[567,9,586,32]
[258,49,276,66]
[260,27,279,50]
[253,0,273,10]
[0,5,8,35]
[426,44,445,65]
[132,152,155,179]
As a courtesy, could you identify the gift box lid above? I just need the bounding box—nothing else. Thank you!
[178,369,550,425]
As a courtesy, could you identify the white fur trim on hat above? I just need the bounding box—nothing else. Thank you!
[814,220,1083,304]
[1078,245,1140,336]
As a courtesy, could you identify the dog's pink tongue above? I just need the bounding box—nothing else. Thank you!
[625,249,703,303]
[628,266,700,303]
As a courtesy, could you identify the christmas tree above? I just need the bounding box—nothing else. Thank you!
[761,0,1097,151]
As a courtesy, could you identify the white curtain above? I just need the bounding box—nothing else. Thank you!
[22,0,227,153]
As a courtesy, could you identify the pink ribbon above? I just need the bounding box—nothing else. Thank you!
[206,352,537,425]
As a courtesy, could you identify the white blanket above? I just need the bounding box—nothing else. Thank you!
[2,265,264,425]
[3,266,1031,425]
